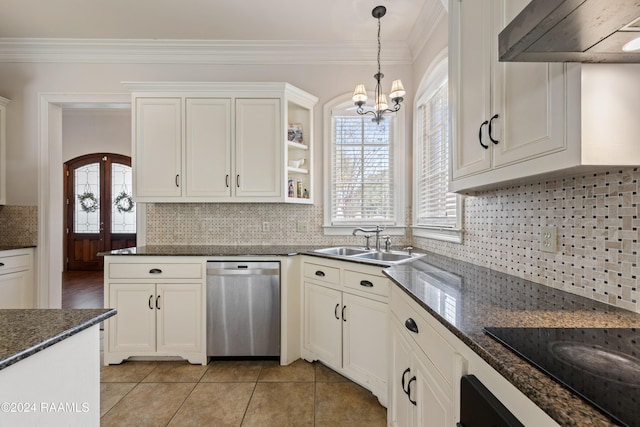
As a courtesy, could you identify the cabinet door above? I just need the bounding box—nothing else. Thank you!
[491,0,567,168]
[389,321,414,427]
[156,283,202,354]
[303,282,342,369]
[134,98,182,198]
[235,98,282,199]
[0,271,32,308]
[342,293,388,392]
[450,0,493,179]
[108,283,156,353]
[411,352,455,427]
[185,98,232,198]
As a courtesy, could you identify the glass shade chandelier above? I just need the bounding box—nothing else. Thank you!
[353,5,405,124]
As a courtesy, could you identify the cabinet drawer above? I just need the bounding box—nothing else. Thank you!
[303,262,340,285]
[109,263,202,279]
[0,254,31,274]
[343,270,388,297]
[391,289,457,386]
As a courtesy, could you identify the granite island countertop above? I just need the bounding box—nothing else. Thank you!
[383,251,640,427]
[0,309,116,371]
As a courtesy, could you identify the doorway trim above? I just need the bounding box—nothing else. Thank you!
[38,92,145,308]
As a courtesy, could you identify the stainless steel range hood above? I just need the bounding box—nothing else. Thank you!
[499,0,640,62]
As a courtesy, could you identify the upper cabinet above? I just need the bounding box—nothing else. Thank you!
[449,0,640,193]
[0,96,9,205]
[125,82,317,203]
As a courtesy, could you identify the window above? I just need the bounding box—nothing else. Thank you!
[413,57,462,242]
[324,95,405,235]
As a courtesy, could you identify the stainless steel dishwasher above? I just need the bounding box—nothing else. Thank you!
[206,261,280,357]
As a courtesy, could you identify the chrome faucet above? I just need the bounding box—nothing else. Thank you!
[352,225,385,251]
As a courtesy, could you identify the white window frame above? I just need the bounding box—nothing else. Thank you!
[412,54,463,243]
[323,92,406,236]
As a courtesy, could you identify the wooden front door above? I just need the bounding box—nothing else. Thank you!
[64,153,137,271]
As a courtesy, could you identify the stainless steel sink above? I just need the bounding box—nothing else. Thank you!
[313,246,423,264]
[314,246,370,256]
[352,251,417,262]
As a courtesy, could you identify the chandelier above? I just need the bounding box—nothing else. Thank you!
[352,5,405,124]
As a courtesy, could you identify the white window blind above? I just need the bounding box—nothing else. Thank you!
[331,115,394,224]
[416,80,457,227]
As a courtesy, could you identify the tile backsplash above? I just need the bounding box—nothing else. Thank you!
[147,168,640,313]
[0,205,37,246]
[415,168,640,313]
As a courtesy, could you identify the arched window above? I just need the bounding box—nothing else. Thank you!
[413,55,463,243]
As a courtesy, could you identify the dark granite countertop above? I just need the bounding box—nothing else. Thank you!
[0,245,36,251]
[100,245,321,257]
[383,252,640,427]
[0,309,116,371]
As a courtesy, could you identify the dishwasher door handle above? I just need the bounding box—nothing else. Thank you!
[207,268,279,276]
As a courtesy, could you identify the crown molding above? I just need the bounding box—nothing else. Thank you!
[407,0,447,61]
[0,38,413,65]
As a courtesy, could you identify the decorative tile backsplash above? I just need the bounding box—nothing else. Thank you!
[0,205,38,246]
[415,168,640,313]
[147,167,640,313]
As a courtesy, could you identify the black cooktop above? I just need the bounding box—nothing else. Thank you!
[484,327,639,427]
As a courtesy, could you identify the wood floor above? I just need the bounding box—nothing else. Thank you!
[61,270,104,308]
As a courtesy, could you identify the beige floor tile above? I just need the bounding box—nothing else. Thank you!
[100,382,136,417]
[315,362,349,383]
[242,382,314,427]
[258,358,315,382]
[201,360,264,382]
[168,382,255,426]
[314,382,387,426]
[101,361,158,383]
[101,382,195,427]
[142,360,209,383]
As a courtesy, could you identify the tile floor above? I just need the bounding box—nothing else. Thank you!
[100,358,387,426]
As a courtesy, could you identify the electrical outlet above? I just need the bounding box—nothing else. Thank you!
[262,221,270,232]
[296,221,308,233]
[540,226,557,253]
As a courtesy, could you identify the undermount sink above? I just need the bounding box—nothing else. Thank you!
[313,247,422,264]
[314,246,370,256]
[351,251,416,262]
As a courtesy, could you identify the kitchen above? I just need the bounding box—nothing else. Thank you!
[1,0,640,426]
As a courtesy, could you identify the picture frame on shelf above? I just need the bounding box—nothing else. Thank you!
[287,123,303,144]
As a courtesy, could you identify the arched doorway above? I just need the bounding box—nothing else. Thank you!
[64,153,136,271]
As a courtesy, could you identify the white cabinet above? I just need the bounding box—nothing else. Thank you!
[389,287,460,427]
[103,257,206,365]
[301,257,389,405]
[0,96,8,205]
[126,82,317,203]
[449,1,640,194]
[0,248,34,309]
[450,0,568,191]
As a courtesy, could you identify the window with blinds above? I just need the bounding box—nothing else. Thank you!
[331,115,394,224]
[416,80,457,228]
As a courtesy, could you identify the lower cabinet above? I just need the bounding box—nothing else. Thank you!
[301,257,389,405]
[0,248,34,309]
[103,257,206,365]
[390,319,455,427]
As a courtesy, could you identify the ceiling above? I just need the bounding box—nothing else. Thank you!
[0,0,439,44]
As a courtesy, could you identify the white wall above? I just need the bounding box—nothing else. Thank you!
[62,109,131,162]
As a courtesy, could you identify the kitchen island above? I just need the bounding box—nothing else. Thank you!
[0,309,116,426]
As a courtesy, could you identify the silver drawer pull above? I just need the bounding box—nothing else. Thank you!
[149,268,162,274]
